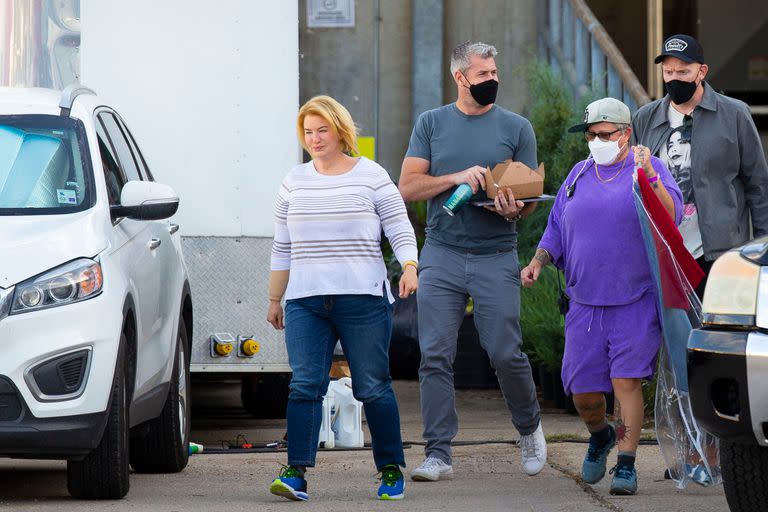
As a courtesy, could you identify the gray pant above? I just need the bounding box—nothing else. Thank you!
[417,242,540,464]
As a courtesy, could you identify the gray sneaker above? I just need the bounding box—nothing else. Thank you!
[411,457,454,481]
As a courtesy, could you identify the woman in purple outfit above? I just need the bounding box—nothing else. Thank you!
[520,97,682,496]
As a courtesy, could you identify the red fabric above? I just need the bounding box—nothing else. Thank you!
[637,169,704,309]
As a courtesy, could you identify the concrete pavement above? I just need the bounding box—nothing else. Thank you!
[0,379,729,511]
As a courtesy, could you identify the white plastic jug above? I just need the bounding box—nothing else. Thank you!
[328,377,364,448]
[317,392,336,449]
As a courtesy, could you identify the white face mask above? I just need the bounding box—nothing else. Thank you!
[588,138,626,165]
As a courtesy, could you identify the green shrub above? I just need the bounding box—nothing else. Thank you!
[526,61,577,194]
[642,376,657,424]
[383,200,427,286]
[519,265,565,372]
[517,60,596,369]
[518,60,596,260]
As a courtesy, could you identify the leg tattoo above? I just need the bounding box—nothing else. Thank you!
[615,400,632,443]
[615,418,631,442]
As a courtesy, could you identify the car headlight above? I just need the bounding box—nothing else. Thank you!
[11,259,103,314]
[702,250,759,327]
[741,239,768,266]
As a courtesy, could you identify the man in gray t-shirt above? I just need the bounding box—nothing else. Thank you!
[406,100,538,250]
[399,41,546,482]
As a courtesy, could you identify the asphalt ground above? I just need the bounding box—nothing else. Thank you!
[0,379,729,511]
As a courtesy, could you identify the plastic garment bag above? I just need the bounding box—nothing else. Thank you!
[632,169,721,489]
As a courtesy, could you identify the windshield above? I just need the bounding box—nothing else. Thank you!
[0,114,93,215]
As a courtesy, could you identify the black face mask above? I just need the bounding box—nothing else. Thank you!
[464,76,498,106]
[665,79,698,104]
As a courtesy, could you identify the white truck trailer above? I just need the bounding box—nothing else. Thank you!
[79,1,300,416]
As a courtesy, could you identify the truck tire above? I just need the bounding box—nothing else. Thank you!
[721,439,768,512]
[67,335,130,499]
[241,373,291,419]
[130,321,190,473]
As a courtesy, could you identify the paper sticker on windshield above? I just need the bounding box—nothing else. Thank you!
[57,189,77,204]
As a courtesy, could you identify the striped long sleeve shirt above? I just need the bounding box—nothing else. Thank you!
[270,157,418,302]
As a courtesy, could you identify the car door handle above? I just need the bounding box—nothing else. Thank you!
[168,223,180,235]
[148,238,161,250]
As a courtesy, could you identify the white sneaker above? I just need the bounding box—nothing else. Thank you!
[519,422,547,476]
[411,456,454,481]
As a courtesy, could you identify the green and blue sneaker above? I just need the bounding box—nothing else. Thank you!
[609,463,638,495]
[582,425,616,484]
[377,464,405,500]
[270,465,309,501]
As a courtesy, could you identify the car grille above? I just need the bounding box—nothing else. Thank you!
[31,350,90,397]
[59,358,85,389]
[0,377,22,421]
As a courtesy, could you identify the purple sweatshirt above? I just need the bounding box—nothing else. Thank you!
[538,154,683,306]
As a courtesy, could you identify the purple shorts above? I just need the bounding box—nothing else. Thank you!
[561,291,662,395]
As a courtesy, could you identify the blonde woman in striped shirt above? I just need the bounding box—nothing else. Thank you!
[267,96,417,502]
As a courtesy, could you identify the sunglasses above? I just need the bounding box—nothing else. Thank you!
[584,129,622,142]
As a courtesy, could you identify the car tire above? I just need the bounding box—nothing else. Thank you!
[721,439,768,512]
[241,373,290,419]
[130,321,190,473]
[67,334,130,499]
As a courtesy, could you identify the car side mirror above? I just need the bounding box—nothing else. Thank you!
[111,181,179,221]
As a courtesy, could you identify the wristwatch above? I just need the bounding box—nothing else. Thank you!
[505,212,522,223]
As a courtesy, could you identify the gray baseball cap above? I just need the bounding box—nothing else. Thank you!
[568,97,631,133]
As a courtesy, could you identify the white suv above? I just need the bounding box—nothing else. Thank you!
[0,85,192,499]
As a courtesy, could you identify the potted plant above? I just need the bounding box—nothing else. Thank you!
[384,201,427,379]
[520,264,566,405]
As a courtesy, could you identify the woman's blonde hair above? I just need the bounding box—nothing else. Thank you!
[297,95,359,156]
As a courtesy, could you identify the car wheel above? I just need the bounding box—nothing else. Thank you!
[721,439,768,512]
[241,372,290,419]
[67,334,130,499]
[130,320,190,473]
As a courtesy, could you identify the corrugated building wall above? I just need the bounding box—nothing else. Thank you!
[298,0,538,180]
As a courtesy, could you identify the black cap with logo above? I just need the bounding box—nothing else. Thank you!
[654,34,705,64]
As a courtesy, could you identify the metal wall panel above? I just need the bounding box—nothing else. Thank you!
[183,236,289,372]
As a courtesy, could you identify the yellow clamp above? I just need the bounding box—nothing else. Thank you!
[241,339,260,356]
[214,340,234,356]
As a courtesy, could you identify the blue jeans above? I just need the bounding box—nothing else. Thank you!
[284,293,405,470]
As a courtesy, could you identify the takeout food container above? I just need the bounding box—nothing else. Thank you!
[485,161,545,200]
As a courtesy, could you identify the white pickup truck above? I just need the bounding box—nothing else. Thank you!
[688,236,768,512]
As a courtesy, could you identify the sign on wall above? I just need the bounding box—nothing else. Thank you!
[307,0,354,28]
